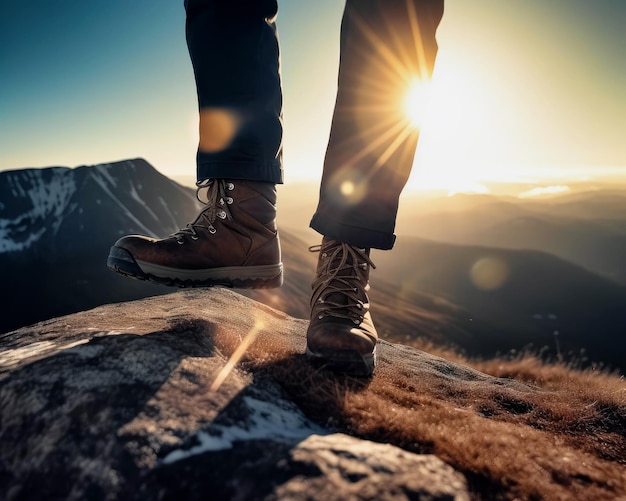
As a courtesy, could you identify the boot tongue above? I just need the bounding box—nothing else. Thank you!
[321,241,369,307]
[195,179,232,224]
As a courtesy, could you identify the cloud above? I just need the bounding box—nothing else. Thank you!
[518,185,570,199]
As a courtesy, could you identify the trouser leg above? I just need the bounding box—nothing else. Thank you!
[185,0,283,184]
[310,0,444,250]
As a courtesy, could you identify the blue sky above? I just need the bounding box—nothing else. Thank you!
[1,0,625,191]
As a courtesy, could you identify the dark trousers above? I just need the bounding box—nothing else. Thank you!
[185,0,444,249]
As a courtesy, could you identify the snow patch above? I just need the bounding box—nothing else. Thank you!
[0,169,76,252]
[94,163,118,188]
[163,395,328,464]
[0,338,89,370]
[90,171,155,236]
[130,185,160,222]
[0,341,57,368]
[158,196,181,231]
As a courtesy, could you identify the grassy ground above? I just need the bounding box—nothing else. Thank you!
[217,332,626,500]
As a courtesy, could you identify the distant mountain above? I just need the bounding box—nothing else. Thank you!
[470,215,626,283]
[0,159,201,333]
[394,191,626,284]
[372,237,626,369]
[526,189,626,220]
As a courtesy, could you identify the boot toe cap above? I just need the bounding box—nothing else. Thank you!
[306,316,377,356]
[112,234,159,256]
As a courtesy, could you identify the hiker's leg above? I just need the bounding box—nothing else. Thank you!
[107,0,283,289]
[310,0,443,250]
[306,0,444,376]
[185,0,283,184]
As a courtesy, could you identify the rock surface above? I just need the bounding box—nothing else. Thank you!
[1,288,539,500]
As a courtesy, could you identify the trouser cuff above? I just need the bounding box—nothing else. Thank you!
[309,213,395,250]
[197,160,283,184]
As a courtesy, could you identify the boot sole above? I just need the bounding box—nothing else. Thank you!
[305,345,376,377]
[107,245,283,289]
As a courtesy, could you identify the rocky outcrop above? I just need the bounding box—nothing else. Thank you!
[0,289,470,500]
[3,289,624,500]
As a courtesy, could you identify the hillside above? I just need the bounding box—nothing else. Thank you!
[372,237,626,369]
[1,289,624,500]
[393,190,626,284]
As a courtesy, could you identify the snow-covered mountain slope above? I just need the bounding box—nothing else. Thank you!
[0,167,76,252]
[0,159,201,333]
[0,158,199,255]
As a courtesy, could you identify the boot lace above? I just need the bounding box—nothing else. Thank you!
[173,179,234,244]
[310,241,376,324]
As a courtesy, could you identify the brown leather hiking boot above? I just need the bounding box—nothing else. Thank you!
[306,237,377,376]
[107,179,282,289]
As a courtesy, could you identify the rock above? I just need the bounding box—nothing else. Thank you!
[142,432,469,501]
[0,289,470,500]
[274,434,468,501]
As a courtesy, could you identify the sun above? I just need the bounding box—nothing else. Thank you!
[403,79,433,129]
[406,55,506,194]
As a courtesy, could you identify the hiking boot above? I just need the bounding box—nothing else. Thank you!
[107,179,283,289]
[306,237,377,376]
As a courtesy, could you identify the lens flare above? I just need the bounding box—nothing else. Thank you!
[340,180,355,196]
[209,318,265,393]
[328,169,368,206]
[199,108,240,153]
[470,257,509,291]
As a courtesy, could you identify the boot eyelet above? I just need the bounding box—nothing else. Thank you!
[321,252,327,259]
[357,303,363,310]
[226,197,233,204]
[176,239,184,245]
[226,182,234,191]
[191,235,199,241]
[209,226,217,234]
[318,314,325,319]
[352,318,360,324]
[217,211,227,219]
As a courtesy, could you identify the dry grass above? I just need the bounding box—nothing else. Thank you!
[215,330,626,501]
